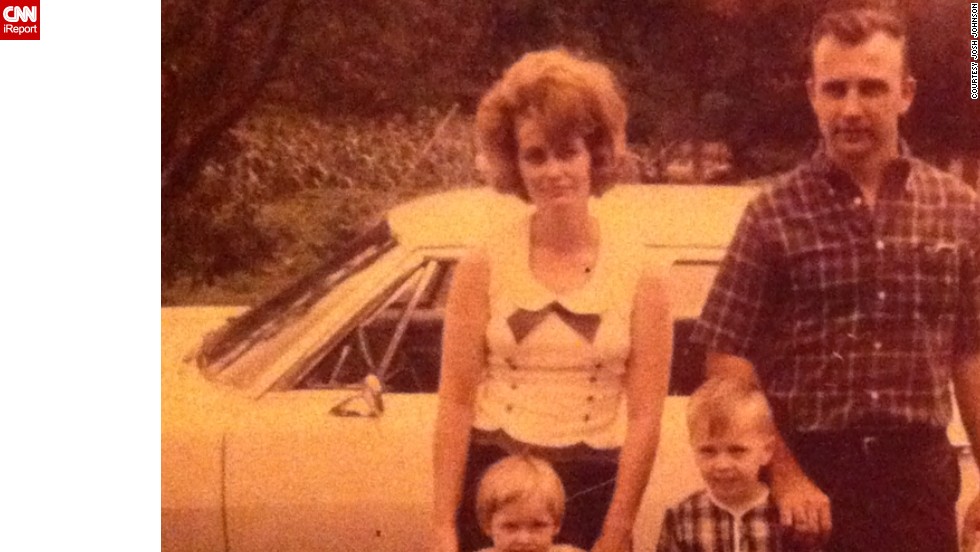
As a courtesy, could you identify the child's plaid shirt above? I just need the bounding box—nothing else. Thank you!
[656,489,799,552]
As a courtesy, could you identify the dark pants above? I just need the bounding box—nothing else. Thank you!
[787,427,960,552]
[456,440,618,552]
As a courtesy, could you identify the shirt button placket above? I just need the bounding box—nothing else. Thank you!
[506,359,517,414]
[874,239,887,308]
[585,363,601,422]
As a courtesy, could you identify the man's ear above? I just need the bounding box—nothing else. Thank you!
[899,76,917,115]
[805,77,817,107]
[762,436,776,465]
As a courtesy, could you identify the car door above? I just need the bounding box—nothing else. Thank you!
[221,254,457,552]
[223,390,438,552]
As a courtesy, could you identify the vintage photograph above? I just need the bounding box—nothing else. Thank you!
[162,1,980,551]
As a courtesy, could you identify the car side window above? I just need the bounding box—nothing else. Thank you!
[294,257,456,393]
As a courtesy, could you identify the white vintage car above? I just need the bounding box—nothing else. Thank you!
[162,185,977,552]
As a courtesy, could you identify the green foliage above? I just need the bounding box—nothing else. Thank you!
[162,107,480,305]
[163,0,978,304]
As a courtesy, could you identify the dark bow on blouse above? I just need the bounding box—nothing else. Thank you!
[506,302,601,344]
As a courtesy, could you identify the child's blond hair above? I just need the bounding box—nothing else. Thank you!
[475,454,566,533]
[687,376,776,439]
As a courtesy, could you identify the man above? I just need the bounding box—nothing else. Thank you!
[691,8,980,552]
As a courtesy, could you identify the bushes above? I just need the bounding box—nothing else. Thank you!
[162,106,480,305]
[161,104,818,305]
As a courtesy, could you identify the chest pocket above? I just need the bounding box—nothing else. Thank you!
[888,239,962,320]
[788,240,862,318]
[782,211,859,298]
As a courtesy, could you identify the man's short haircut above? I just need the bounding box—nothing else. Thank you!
[475,454,566,533]
[474,48,628,201]
[687,377,776,439]
[809,7,909,73]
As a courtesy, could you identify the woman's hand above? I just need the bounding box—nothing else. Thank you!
[590,522,632,552]
[431,523,459,552]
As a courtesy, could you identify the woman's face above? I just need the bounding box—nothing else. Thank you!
[515,113,592,210]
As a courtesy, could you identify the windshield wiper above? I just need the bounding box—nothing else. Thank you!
[198,221,396,374]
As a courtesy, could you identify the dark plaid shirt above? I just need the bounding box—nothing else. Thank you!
[656,490,794,552]
[692,146,980,432]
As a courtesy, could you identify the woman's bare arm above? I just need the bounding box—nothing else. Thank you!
[431,249,491,552]
[593,266,672,552]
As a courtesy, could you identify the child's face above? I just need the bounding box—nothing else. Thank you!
[487,494,559,552]
[690,418,773,504]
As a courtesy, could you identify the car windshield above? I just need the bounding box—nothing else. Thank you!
[292,255,455,393]
[197,221,397,375]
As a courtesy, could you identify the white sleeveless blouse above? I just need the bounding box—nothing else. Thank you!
[472,211,646,449]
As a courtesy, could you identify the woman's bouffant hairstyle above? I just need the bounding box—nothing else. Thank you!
[686,377,776,439]
[475,454,566,533]
[475,49,629,201]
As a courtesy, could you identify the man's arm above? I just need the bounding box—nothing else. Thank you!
[955,195,980,552]
[705,352,831,545]
[953,350,980,551]
[694,194,829,544]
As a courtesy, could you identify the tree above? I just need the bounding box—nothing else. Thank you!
[162,0,299,206]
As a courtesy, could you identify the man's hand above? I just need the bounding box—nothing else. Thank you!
[772,469,832,549]
[960,493,980,552]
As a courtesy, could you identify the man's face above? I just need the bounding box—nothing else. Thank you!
[807,31,915,167]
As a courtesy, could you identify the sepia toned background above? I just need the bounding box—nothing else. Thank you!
[161,0,979,305]
[161,2,980,550]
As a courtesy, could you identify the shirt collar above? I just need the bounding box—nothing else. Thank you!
[809,140,913,199]
[508,212,611,314]
[706,486,771,519]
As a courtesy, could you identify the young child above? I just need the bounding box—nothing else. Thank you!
[657,376,791,552]
[474,454,586,552]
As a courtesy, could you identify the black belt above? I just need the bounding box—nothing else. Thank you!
[471,428,620,464]
[787,426,948,458]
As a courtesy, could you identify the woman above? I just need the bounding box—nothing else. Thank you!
[432,49,672,552]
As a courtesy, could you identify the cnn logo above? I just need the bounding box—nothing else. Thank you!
[1,0,39,39]
[3,5,34,22]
